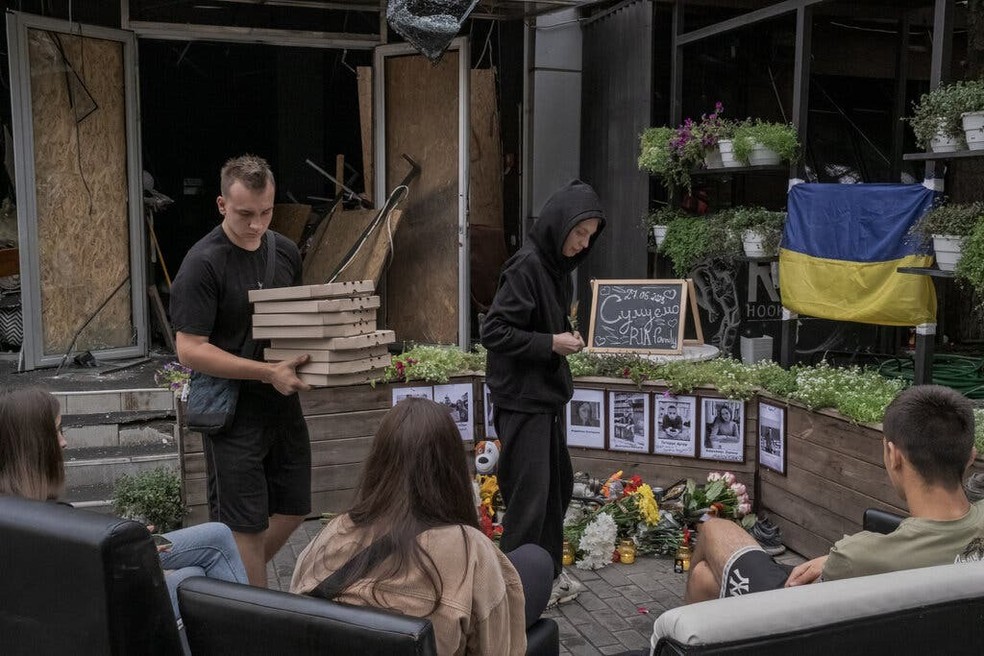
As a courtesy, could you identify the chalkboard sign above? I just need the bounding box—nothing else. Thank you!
[587,279,699,355]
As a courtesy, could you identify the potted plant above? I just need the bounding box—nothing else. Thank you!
[907,81,984,152]
[957,80,984,150]
[639,127,693,192]
[113,466,187,532]
[732,120,800,166]
[912,201,984,271]
[659,214,734,276]
[691,102,736,169]
[643,206,688,249]
[724,206,787,257]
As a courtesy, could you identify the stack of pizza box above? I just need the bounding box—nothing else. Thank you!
[248,280,395,387]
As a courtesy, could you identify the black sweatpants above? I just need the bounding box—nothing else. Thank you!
[495,408,574,578]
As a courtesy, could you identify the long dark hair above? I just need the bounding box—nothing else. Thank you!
[0,387,64,500]
[319,397,479,609]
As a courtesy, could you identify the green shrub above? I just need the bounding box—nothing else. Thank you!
[955,219,984,304]
[113,467,186,532]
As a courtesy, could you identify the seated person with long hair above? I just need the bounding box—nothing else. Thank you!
[0,387,249,621]
[291,397,553,655]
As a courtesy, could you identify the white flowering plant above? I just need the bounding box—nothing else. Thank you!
[574,512,618,570]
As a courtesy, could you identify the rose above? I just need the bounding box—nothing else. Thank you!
[730,483,746,497]
[738,503,752,516]
[707,472,722,482]
[722,472,736,485]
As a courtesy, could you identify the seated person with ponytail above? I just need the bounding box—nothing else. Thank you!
[0,386,250,622]
[291,397,553,655]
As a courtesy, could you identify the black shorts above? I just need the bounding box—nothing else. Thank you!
[203,385,312,533]
[720,546,794,597]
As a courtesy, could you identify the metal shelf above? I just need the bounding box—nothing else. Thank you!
[896,266,955,279]
[902,150,984,162]
[688,165,789,176]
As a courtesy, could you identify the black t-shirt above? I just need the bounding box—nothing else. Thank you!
[171,225,301,354]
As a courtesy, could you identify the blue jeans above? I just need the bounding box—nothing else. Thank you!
[160,522,249,619]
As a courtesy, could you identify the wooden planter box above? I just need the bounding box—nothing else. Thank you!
[178,376,482,525]
[758,394,984,559]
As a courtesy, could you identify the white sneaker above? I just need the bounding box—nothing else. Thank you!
[546,569,584,608]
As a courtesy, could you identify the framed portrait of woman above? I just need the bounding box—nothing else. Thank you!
[566,388,605,449]
[699,398,745,463]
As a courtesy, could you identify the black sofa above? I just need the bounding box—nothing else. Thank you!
[0,495,559,655]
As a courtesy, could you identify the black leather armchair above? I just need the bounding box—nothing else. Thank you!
[179,576,560,656]
[862,507,905,534]
[0,495,182,656]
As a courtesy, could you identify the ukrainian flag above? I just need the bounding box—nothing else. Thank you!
[779,183,936,326]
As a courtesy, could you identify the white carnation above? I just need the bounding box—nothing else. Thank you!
[575,513,617,570]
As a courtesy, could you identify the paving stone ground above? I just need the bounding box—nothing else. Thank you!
[268,519,806,655]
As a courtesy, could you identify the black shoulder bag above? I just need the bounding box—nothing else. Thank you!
[186,234,276,434]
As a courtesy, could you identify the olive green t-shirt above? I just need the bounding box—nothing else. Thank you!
[823,500,984,581]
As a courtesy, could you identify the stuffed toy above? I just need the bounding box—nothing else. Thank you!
[474,439,501,475]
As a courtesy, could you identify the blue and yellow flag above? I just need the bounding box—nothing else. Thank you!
[779,183,936,326]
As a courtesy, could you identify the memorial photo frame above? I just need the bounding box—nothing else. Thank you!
[699,398,745,463]
[608,390,650,453]
[653,394,698,458]
[566,388,605,449]
[758,401,787,475]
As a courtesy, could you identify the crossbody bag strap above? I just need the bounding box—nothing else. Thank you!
[309,538,390,601]
[240,233,278,360]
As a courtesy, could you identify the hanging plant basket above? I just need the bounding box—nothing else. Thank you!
[932,235,964,272]
[704,146,724,169]
[652,224,669,247]
[746,143,782,166]
[742,229,769,257]
[962,111,984,151]
[930,117,965,153]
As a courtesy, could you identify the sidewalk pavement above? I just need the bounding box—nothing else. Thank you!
[268,519,805,656]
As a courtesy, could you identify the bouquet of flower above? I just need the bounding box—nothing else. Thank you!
[564,471,662,569]
[154,360,191,395]
[675,471,754,528]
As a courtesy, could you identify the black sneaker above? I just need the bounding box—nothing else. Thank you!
[749,515,785,556]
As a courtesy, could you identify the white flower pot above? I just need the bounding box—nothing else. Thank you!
[932,234,963,272]
[651,224,668,247]
[930,118,964,153]
[742,229,769,258]
[962,111,984,151]
[704,146,724,169]
[747,142,782,166]
[718,139,742,168]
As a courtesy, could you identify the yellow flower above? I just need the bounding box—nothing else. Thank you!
[479,475,499,501]
[634,484,660,526]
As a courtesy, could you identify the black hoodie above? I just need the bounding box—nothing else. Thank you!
[481,180,607,413]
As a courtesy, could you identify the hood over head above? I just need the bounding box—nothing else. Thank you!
[529,179,607,275]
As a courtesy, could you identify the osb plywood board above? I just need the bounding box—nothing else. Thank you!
[384,52,459,344]
[28,29,132,354]
[302,207,404,286]
[357,66,373,201]
[469,68,503,230]
[270,204,311,245]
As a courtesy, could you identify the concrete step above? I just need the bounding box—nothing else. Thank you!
[63,482,118,514]
[63,443,179,489]
[58,388,177,449]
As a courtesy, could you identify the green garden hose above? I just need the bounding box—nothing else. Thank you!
[878,355,984,399]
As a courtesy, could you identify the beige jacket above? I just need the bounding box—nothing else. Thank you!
[290,515,527,655]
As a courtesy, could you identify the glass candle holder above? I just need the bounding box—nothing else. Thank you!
[618,539,637,564]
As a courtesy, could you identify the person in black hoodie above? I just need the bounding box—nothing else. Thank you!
[481,179,606,607]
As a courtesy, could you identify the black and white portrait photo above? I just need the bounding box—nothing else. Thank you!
[435,383,473,441]
[653,395,697,457]
[483,384,496,439]
[566,389,605,449]
[758,402,786,475]
[608,391,650,453]
[699,398,745,463]
[392,385,433,406]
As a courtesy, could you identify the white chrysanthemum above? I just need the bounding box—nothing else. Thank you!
[575,513,617,570]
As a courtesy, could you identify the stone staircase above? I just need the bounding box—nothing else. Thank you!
[58,388,179,512]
